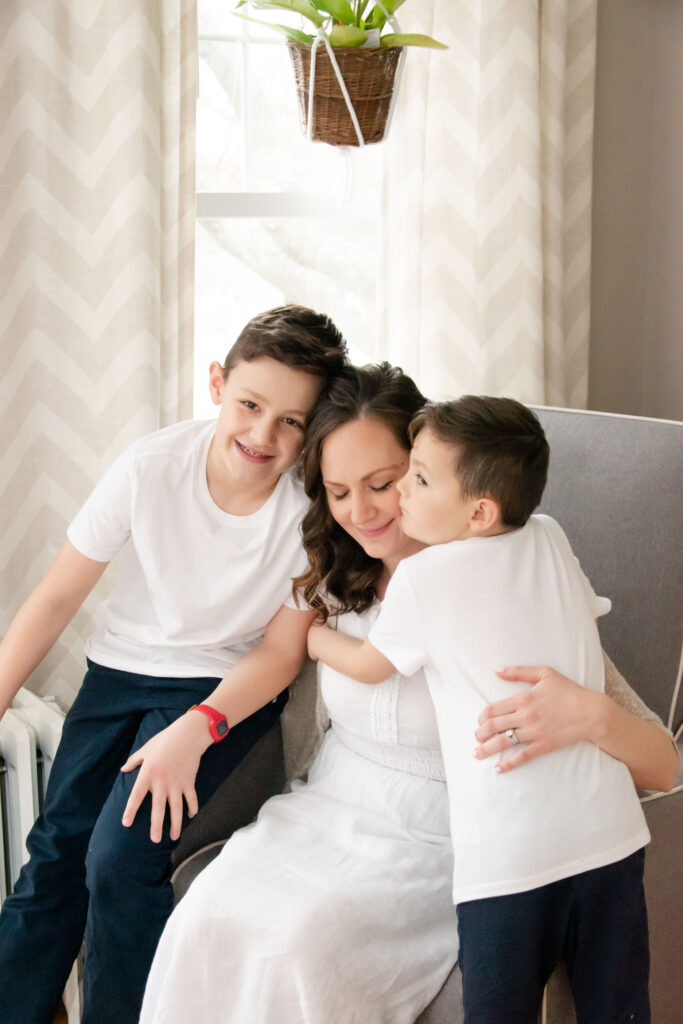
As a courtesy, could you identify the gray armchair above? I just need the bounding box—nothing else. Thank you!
[173,407,683,1024]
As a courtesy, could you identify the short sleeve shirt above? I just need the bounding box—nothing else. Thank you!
[68,420,309,678]
[369,516,649,902]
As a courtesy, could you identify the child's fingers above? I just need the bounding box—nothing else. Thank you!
[121,777,146,828]
[184,786,199,820]
[149,789,166,844]
[120,749,144,773]
[168,792,184,842]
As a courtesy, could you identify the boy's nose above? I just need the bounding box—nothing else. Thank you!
[251,419,277,447]
[397,473,409,497]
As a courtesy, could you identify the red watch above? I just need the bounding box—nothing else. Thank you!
[188,703,229,742]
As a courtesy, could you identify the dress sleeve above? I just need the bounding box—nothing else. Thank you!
[369,563,426,677]
[602,649,668,729]
[66,444,137,562]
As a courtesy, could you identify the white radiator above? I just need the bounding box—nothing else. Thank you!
[0,688,81,1023]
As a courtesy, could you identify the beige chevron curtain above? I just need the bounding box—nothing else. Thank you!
[377,0,597,408]
[0,1,197,707]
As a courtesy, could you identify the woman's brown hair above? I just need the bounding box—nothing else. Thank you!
[294,363,426,619]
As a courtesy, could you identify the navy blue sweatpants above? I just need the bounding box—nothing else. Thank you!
[457,848,650,1024]
[0,660,286,1024]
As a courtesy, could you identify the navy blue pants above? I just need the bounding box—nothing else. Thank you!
[457,848,650,1024]
[0,660,286,1024]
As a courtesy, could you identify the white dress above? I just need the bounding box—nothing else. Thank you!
[140,606,459,1024]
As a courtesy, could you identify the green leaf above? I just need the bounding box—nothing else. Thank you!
[241,1,326,30]
[364,8,386,31]
[380,32,448,50]
[316,1,356,24]
[328,24,368,46]
[364,0,407,31]
[232,11,315,43]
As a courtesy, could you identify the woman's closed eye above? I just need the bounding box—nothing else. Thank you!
[326,480,393,502]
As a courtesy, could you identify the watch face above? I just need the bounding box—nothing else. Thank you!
[216,719,229,737]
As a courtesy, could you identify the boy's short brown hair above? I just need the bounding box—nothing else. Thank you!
[222,305,347,383]
[410,396,549,527]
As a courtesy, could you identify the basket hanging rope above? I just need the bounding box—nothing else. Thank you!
[287,40,403,148]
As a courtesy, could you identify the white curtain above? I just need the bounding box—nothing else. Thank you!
[376,0,597,408]
[0,0,197,707]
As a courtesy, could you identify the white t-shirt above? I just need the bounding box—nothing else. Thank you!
[369,514,650,903]
[67,420,309,678]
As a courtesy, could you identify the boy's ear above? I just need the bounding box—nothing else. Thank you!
[208,361,225,406]
[470,497,501,533]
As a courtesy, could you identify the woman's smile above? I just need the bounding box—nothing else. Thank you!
[355,521,394,538]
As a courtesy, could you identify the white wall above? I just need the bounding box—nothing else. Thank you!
[589,0,683,421]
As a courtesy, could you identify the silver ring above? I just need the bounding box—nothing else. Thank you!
[505,728,519,745]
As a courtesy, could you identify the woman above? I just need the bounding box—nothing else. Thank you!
[140,364,676,1024]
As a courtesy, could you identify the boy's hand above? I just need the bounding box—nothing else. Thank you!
[121,712,213,843]
[307,621,331,661]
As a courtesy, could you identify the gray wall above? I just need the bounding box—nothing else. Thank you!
[589,0,683,421]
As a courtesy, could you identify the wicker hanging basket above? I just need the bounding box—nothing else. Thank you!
[286,41,402,147]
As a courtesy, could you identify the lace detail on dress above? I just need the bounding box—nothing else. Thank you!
[371,675,400,745]
[333,722,446,781]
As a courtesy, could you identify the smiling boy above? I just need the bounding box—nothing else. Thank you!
[0,305,346,1024]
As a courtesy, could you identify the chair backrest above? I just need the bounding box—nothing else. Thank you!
[533,407,682,731]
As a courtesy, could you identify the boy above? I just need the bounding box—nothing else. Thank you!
[0,305,346,1024]
[308,396,651,1024]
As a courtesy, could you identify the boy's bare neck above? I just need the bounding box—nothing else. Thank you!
[479,522,518,539]
[206,459,281,516]
[207,473,280,515]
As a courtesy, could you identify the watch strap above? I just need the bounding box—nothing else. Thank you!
[188,703,229,743]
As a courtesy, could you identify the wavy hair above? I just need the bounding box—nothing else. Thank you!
[294,363,426,619]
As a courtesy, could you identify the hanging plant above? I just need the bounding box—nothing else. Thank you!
[233,2,447,147]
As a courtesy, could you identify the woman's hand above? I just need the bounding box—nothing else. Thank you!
[473,665,599,773]
[121,712,213,843]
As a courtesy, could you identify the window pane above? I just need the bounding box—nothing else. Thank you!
[195,2,382,418]
[194,215,377,418]
[197,40,241,192]
[198,37,383,194]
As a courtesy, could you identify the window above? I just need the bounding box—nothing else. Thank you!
[194,2,381,416]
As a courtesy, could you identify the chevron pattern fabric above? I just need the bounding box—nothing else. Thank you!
[0,1,197,708]
[376,0,597,408]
